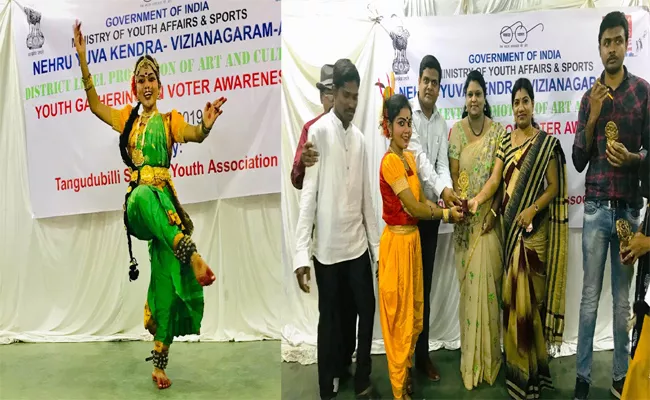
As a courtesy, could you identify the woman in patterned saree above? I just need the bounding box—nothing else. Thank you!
[468,78,569,400]
[448,70,505,390]
[376,89,463,400]
[73,21,223,389]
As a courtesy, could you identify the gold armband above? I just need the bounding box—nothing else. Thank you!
[82,75,94,91]
[442,208,450,223]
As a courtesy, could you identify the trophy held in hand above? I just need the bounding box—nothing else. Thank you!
[605,121,619,146]
[616,218,633,264]
[458,170,470,214]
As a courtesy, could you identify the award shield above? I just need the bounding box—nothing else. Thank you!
[616,218,633,263]
[605,121,619,145]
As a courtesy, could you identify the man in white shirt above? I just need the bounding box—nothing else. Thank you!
[408,55,461,381]
[291,63,358,392]
[294,58,380,400]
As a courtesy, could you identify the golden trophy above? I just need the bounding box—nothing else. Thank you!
[458,170,470,213]
[616,218,634,263]
[605,121,619,145]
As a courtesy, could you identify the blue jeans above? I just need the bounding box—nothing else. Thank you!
[576,200,641,383]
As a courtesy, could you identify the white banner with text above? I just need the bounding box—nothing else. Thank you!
[13,0,281,218]
[374,7,649,229]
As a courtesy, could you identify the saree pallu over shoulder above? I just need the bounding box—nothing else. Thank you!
[502,132,569,348]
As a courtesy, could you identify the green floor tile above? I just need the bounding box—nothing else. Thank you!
[0,341,280,400]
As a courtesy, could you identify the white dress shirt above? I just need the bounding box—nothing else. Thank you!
[293,109,380,271]
[645,281,650,307]
[407,97,453,202]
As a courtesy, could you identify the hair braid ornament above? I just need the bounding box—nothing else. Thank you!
[375,72,396,138]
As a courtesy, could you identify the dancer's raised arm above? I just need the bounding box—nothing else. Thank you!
[73,20,113,126]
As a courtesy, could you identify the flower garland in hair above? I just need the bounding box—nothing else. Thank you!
[375,72,396,138]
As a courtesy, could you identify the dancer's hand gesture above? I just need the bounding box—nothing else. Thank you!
[203,97,227,129]
[72,20,85,57]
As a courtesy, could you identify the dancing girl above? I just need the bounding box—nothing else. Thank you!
[73,20,224,389]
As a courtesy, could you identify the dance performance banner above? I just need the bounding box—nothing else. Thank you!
[374,7,649,228]
[12,0,281,218]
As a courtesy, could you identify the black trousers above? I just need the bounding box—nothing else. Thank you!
[339,281,357,375]
[415,219,441,363]
[314,251,375,399]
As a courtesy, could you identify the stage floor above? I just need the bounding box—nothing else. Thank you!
[282,349,618,399]
[0,340,280,399]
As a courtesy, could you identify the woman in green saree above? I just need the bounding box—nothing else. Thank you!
[468,78,569,400]
[73,21,223,389]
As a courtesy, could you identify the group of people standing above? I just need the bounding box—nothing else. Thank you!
[291,11,650,400]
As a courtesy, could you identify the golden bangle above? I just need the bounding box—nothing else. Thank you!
[491,209,497,217]
[443,208,449,223]
[82,75,94,91]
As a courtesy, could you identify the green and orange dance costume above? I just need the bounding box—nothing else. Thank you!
[106,64,213,379]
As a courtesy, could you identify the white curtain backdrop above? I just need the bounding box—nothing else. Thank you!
[281,0,650,364]
[0,0,283,344]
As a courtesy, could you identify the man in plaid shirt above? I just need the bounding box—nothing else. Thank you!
[572,11,649,400]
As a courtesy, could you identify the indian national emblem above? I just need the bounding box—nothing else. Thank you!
[24,7,45,50]
[389,25,410,75]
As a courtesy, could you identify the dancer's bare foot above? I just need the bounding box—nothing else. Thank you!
[151,367,171,389]
[190,253,215,286]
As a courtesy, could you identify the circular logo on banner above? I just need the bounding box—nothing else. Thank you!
[499,21,544,46]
